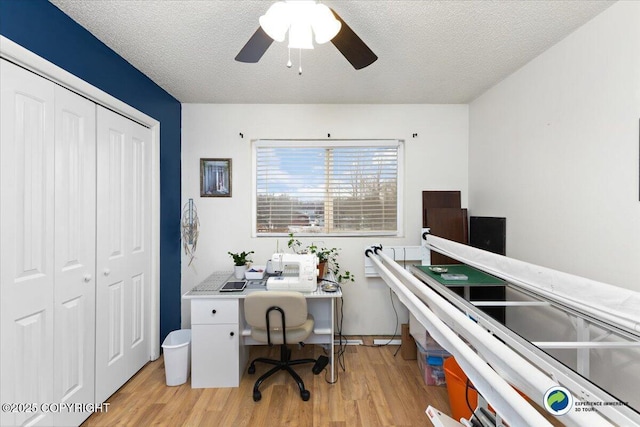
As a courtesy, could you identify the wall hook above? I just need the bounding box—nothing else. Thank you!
[239,132,244,138]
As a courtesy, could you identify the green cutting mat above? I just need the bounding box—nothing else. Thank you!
[415,264,505,286]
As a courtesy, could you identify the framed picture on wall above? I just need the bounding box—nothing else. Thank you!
[200,158,232,197]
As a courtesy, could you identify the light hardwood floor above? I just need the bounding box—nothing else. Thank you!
[82,336,451,426]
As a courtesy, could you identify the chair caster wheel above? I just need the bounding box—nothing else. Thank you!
[253,390,262,402]
[300,390,310,401]
[248,364,255,374]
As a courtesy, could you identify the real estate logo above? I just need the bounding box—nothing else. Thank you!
[543,386,573,416]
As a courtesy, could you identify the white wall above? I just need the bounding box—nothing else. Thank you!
[469,1,640,409]
[181,104,468,334]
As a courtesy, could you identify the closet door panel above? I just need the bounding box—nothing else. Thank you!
[127,126,151,363]
[0,59,55,427]
[53,85,96,426]
[96,106,151,403]
[96,118,128,402]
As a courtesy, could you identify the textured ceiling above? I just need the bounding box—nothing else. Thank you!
[49,0,614,104]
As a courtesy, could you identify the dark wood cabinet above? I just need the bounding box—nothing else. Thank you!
[422,191,468,265]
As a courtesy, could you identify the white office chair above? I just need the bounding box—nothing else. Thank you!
[244,291,320,402]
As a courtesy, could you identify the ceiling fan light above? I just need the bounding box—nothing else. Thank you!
[288,22,314,49]
[311,3,341,44]
[259,2,289,42]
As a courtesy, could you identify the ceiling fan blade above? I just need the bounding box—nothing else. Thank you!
[330,8,377,70]
[235,27,273,63]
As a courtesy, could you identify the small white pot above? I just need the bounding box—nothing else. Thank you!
[234,265,247,279]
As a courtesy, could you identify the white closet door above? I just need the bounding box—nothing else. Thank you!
[0,59,56,427]
[95,106,151,403]
[53,85,96,426]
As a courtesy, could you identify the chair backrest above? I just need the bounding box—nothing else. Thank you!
[245,291,308,330]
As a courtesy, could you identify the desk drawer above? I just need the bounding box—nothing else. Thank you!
[192,299,239,324]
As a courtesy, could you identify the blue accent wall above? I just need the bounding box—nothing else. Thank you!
[0,0,182,342]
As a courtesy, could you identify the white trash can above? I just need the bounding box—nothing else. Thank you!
[162,329,191,386]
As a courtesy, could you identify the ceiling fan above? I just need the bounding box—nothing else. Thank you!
[235,1,377,70]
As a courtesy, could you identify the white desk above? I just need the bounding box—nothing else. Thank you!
[183,272,341,388]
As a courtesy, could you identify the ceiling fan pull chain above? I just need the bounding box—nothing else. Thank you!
[287,47,292,68]
[298,49,303,75]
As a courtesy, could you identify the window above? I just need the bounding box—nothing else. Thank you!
[253,140,402,236]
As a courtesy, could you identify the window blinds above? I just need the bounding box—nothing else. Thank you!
[254,140,401,236]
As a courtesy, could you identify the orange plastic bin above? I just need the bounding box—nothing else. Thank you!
[443,357,477,422]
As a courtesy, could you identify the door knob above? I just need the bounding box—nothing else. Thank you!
[103,268,111,276]
[83,274,92,283]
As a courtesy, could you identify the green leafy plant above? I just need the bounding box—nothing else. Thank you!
[287,233,354,284]
[287,234,302,254]
[227,250,254,266]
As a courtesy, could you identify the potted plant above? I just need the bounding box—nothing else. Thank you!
[228,250,254,279]
[307,244,337,279]
[287,233,354,284]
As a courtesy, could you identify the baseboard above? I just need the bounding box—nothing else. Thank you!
[373,339,401,345]
[334,339,363,345]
